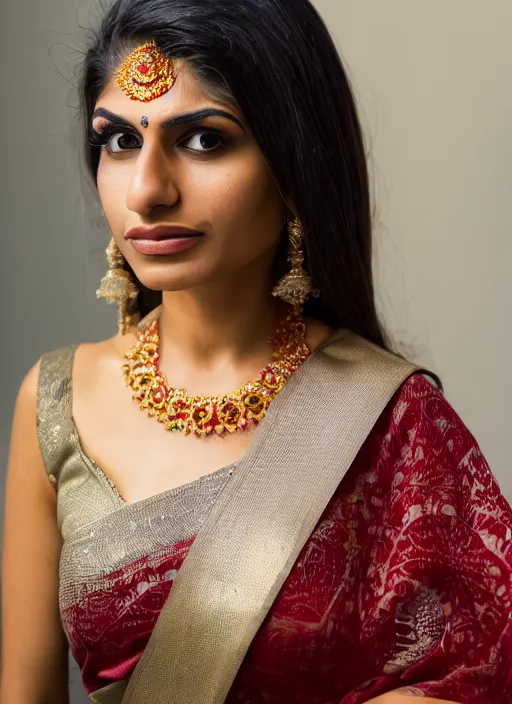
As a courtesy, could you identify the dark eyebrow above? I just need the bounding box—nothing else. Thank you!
[91,108,133,129]
[161,108,243,130]
[92,107,243,131]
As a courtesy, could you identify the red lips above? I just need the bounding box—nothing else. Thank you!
[125,225,203,241]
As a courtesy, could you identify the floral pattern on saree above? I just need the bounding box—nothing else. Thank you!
[59,376,512,703]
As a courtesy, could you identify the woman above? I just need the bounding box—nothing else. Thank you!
[1,0,510,702]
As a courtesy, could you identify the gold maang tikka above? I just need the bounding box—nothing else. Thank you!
[272,218,314,308]
[116,39,176,102]
[96,238,140,335]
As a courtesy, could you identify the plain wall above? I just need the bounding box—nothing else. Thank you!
[317,0,512,489]
[1,1,510,701]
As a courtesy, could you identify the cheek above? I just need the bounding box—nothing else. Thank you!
[96,159,130,228]
[196,154,284,250]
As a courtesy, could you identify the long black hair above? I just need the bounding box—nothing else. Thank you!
[81,0,388,348]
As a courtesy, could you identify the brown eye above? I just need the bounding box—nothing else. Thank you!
[106,132,142,153]
[183,130,225,153]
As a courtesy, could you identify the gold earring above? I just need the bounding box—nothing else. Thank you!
[272,218,314,308]
[96,238,140,335]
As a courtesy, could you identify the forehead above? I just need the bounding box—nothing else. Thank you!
[95,62,238,121]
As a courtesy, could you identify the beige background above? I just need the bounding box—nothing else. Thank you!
[0,1,510,700]
[316,0,512,493]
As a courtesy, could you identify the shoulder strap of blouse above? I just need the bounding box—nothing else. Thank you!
[36,345,78,482]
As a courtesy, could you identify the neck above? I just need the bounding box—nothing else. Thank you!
[158,274,284,367]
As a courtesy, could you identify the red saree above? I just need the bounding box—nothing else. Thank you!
[48,374,511,703]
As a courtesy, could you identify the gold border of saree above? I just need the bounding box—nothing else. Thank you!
[89,330,422,704]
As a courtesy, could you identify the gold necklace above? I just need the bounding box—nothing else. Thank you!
[123,308,310,437]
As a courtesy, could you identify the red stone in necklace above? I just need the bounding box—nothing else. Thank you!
[123,308,310,438]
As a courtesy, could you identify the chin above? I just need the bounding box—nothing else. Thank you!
[135,273,199,293]
[132,263,219,294]
[129,252,256,295]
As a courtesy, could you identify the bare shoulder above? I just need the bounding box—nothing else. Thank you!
[16,357,42,408]
[14,332,129,415]
[73,328,136,380]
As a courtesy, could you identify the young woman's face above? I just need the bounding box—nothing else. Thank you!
[93,62,286,294]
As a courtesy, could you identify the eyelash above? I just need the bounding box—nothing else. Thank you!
[89,124,136,151]
[89,124,229,155]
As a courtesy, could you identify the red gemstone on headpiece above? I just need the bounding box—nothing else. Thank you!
[138,63,149,75]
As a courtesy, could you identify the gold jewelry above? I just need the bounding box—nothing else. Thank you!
[116,40,177,103]
[96,238,140,335]
[123,308,310,438]
[272,218,314,307]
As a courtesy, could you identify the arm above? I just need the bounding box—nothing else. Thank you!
[1,362,69,704]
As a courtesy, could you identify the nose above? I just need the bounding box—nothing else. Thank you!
[125,142,180,216]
